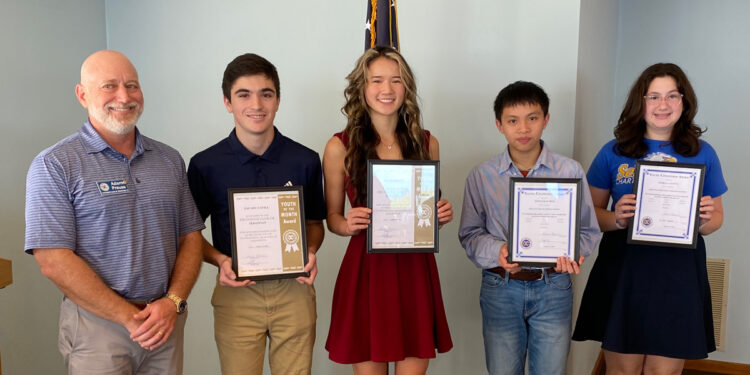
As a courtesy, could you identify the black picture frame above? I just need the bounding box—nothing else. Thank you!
[366,159,440,253]
[627,160,705,249]
[507,177,582,267]
[228,186,309,281]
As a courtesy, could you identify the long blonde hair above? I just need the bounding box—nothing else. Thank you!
[343,46,428,205]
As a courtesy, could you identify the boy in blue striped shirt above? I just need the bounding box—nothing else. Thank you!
[458,81,601,375]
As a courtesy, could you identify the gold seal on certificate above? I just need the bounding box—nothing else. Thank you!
[507,178,582,267]
[228,186,308,280]
[366,160,440,253]
[627,160,705,248]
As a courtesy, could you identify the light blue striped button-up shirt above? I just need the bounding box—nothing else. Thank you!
[25,121,205,300]
[459,142,602,270]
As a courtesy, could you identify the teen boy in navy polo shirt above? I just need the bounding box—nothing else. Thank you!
[187,53,325,375]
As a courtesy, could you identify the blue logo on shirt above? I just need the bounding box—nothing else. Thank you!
[97,179,129,195]
[616,163,635,185]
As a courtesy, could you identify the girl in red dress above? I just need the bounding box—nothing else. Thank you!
[323,46,453,375]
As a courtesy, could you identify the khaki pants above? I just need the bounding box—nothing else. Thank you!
[58,297,186,375]
[211,277,316,375]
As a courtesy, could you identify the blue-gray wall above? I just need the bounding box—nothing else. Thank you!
[103,1,582,374]
[2,1,747,374]
[611,0,749,364]
[0,1,107,374]
[571,1,750,370]
[571,0,620,373]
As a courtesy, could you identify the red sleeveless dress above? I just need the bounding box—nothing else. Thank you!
[325,131,453,364]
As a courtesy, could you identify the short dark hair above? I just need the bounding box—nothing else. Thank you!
[222,53,280,101]
[493,81,550,120]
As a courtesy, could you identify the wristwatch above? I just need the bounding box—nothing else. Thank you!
[166,292,187,314]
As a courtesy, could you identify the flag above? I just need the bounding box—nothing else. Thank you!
[365,0,399,51]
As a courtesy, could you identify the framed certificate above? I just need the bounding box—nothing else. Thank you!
[228,186,309,281]
[507,178,582,267]
[366,160,439,253]
[627,160,705,248]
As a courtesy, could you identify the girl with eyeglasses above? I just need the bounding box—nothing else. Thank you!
[572,63,727,374]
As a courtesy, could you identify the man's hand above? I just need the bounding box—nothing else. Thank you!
[218,256,253,287]
[498,244,521,274]
[130,298,178,350]
[555,255,585,274]
[296,252,318,285]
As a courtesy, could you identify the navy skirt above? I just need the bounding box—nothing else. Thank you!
[572,229,715,359]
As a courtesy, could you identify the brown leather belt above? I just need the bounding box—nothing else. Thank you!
[488,267,557,281]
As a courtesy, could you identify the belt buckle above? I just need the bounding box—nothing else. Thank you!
[533,269,545,281]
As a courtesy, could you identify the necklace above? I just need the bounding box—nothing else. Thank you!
[387,142,395,150]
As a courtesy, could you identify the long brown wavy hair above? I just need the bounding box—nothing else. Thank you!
[614,63,704,158]
[343,46,429,205]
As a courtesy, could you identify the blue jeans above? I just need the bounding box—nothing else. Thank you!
[479,269,573,375]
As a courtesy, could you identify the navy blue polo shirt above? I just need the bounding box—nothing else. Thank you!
[187,127,326,257]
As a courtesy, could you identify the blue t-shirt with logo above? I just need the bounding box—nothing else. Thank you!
[587,138,728,210]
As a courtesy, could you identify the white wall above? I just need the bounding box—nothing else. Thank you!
[10,1,746,374]
[0,1,107,374]
[609,0,750,364]
[101,1,581,374]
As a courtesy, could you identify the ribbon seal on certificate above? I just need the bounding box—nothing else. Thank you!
[641,216,653,228]
[520,238,532,250]
[283,230,300,252]
[417,204,432,228]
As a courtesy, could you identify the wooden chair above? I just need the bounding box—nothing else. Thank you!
[0,257,12,375]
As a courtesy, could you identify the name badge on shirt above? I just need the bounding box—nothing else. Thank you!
[97,179,130,195]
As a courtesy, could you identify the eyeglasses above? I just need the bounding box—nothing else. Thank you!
[643,93,683,105]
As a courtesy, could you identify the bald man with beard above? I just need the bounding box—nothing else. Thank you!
[25,50,205,375]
